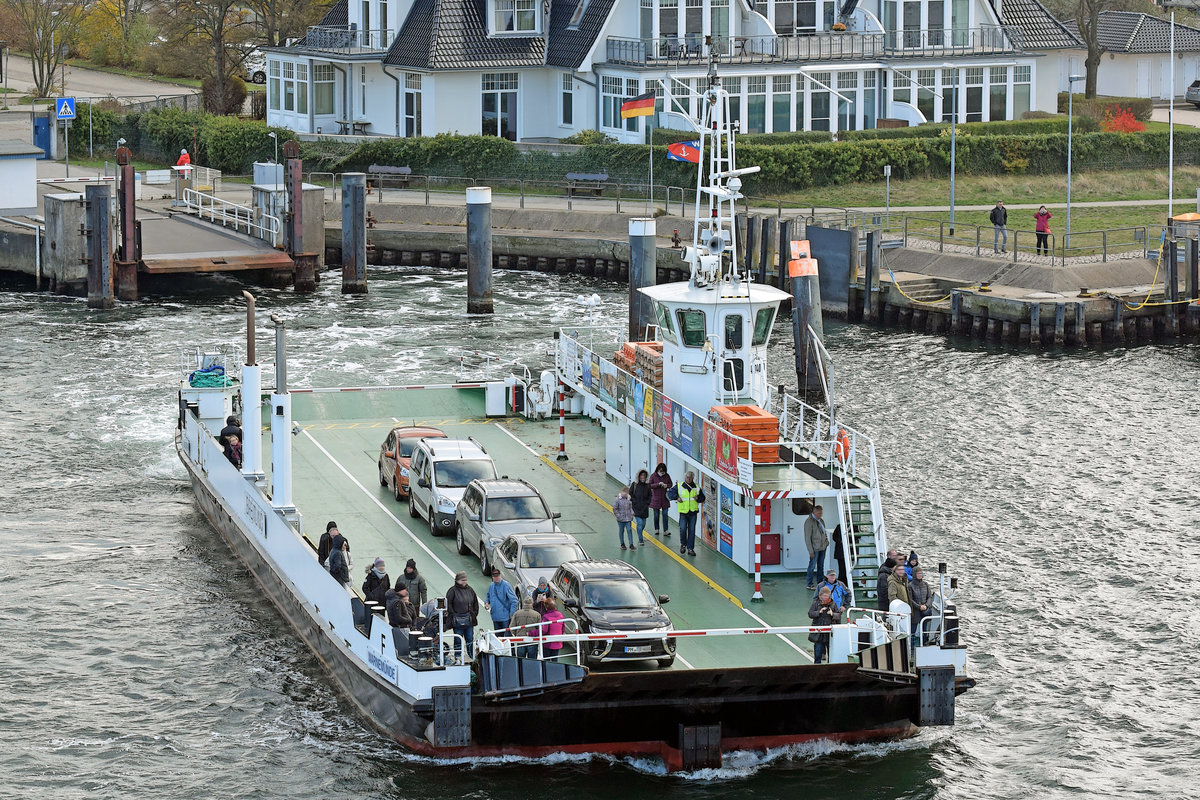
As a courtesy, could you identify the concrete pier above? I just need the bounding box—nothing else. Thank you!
[628,217,656,341]
[85,184,113,310]
[341,173,367,294]
[466,186,494,314]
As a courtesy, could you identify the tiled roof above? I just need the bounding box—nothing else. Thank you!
[1000,0,1081,50]
[1063,11,1200,53]
[295,0,348,45]
[386,0,610,70]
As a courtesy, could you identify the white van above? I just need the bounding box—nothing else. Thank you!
[407,437,497,535]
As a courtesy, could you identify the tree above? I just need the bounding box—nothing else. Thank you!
[247,0,329,47]
[1076,0,1105,98]
[165,0,255,113]
[77,0,151,67]
[2,0,83,98]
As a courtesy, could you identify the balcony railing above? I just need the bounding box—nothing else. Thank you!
[605,25,1021,66]
[301,25,394,55]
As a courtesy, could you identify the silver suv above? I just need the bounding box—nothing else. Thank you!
[454,478,561,573]
[489,532,588,594]
[407,438,497,536]
[1188,79,1200,109]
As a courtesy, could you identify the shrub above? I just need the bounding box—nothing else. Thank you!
[249,91,267,121]
[1101,106,1146,133]
[1057,93,1153,121]
[202,76,248,116]
[562,129,615,145]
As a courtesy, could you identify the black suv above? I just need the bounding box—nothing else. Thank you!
[549,560,675,668]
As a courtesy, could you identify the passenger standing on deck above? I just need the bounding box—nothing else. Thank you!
[649,463,673,536]
[509,596,543,657]
[804,505,829,590]
[223,434,242,469]
[446,572,480,659]
[676,472,702,556]
[629,469,652,545]
[219,415,242,450]
[808,585,839,664]
[830,524,848,586]
[613,486,636,550]
[876,557,897,611]
[385,586,417,628]
[908,566,932,643]
[317,521,337,569]
[888,563,912,607]
[362,558,391,605]
[485,567,519,631]
[395,558,428,605]
[531,576,552,614]
[817,568,850,620]
[990,200,1008,253]
[540,597,565,659]
[328,529,352,585]
[904,550,919,580]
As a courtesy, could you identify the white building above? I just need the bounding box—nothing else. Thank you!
[264,0,1079,141]
[1062,12,1200,101]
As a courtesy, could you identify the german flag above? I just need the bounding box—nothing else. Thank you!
[620,91,655,119]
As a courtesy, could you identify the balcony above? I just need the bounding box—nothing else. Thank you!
[605,26,1022,67]
[299,25,394,56]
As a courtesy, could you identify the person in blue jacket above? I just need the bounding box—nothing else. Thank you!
[485,567,519,631]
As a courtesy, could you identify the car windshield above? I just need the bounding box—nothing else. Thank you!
[486,495,549,521]
[520,544,584,569]
[583,579,656,609]
[434,459,496,488]
[398,435,426,458]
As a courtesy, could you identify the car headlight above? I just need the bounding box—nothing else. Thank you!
[400,467,409,478]
[437,497,456,511]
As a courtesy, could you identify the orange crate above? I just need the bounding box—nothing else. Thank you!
[709,405,780,463]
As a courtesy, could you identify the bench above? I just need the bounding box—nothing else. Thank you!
[566,172,609,197]
[368,164,412,190]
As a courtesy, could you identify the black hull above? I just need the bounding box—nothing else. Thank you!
[180,437,966,770]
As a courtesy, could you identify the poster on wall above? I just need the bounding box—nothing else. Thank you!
[718,485,734,558]
[679,408,693,456]
[599,360,617,407]
[714,428,738,479]
[702,420,717,471]
[703,475,719,548]
[616,370,630,412]
[564,337,578,380]
[632,380,645,426]
[662,396,674,444]
[652,390,663,438]
[642,385,654,431]
[670,401,683,451]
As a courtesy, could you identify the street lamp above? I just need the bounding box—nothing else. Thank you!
[1066,74,1084,251]
[267,131,278,164]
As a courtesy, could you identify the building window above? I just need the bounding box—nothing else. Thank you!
[927,0,944,45]
[359,66,367,115]
[711,0,729,40]
[561,73,573,126]
[747,75,766,134]
[269,60,280,111]
[314,64,335,115]
[601,76,639,132]
[775,0,816,34]
[965,67,983,122]
[660,0,679,38]
[772,75,791,132]
[404,73,422,136]
[482,72,518,140]
[941,68,957,122]
[988,67,1007,121]
[837,71,857,131]
[640,0,653,39]
[723,76,741,129]
[1014,65,1031,119]
[892,70,911,105]
[283,62,295,112]
[863,71,876,129]
[809,71,830,132]
[495,0,537,32]
[685,0,702,39]
[916,68,935,121]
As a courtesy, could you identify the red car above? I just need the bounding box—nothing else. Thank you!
[378,425,446,500]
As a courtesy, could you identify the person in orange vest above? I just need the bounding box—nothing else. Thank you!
[176,149,191,167]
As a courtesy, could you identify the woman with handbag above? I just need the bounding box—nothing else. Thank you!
[445,571,479,661]
[648,462,673,536]
[808,585,840,664]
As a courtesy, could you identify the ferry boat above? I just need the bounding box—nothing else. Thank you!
[176,68,974,772]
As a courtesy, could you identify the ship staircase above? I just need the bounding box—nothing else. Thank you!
[847,493,883,605]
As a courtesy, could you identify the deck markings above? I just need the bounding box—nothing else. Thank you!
[740,605,812,661]
[301,428,458,581]
[493,422,544,459]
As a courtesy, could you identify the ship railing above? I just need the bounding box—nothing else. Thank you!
[772,389,877,489]
[475,617,581,662]
[455,348,540,383]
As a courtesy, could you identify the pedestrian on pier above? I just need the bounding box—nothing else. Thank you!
[990,200,1008,253]
[1034,206,1052,256]
[614,486,636,550]
[649,463,673,536]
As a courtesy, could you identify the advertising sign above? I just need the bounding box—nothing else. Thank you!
[718,485,734,558]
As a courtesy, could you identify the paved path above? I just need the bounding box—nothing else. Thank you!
[1,54,199,101]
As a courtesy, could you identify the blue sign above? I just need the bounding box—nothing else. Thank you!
[56,97,76,120]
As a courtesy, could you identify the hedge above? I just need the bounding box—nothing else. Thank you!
[651,127,832,145]
[842,116,1098,140]
[1057,93,1154,121]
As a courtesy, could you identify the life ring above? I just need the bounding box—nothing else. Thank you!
[834,429,850,463]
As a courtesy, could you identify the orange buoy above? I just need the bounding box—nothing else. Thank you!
[835,428,850,463]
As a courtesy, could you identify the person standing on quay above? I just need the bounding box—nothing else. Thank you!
[990,200,1008,253]
[1034,205,1052,256]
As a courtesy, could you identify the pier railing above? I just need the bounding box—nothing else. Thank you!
[556,328,878,492]
[899,216,1152,265]
[181,188,282,244]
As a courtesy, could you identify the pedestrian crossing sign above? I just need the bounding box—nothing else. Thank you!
[56,97,76,120]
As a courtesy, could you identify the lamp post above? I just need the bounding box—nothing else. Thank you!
[267,131,278,164]
[1066,74,1084,252]
[941,64,959,236]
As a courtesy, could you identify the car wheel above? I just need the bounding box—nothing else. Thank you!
[393,477,403,502]
[479,544,490,576]
[253,71,267,85]
[1194,102,1200,109]
[456,526,470,555]
[428,507,438,536]
[408,492,419,519]
[378,460,388,486]
[657,656,675,668]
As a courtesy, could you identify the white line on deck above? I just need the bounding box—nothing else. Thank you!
[493,422,542,458]
[302,429,458,582]
[675,653,694,669]
[741,606,813,662]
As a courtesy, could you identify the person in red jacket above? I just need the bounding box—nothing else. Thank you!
[176,149,191,167]
[1034,205,1052,256]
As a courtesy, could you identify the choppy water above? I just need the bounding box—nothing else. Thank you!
[1,267,1196,799]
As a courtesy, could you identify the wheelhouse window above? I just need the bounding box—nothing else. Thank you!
[676,309,707,347]
[752,308,775,345]
[724,314,744,349]
[656,302,679,344]
[723,358,745,391]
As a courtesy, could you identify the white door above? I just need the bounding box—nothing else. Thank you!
[1137,60,1152,98]
[782,513,807,569]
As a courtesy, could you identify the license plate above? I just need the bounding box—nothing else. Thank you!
[625,645,652,653]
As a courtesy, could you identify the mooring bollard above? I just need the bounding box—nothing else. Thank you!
[85,184,114,310]
[341,172,368,294]
[788,240,825,400]
[628,218,656,341]
[466,186,494,314]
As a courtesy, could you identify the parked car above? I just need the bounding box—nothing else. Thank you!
[488,532,588,593]
[407,438,497,536]
[549,560,675,668]
[1187,79,1200,108]
[241,48,267,84]
[378,425,446,500]
[454,478,562,572]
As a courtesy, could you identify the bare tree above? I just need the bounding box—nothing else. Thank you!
[168,0,255,111]
[1076,0,1105,98]
[247,0,328,47]
[3,0,83,98]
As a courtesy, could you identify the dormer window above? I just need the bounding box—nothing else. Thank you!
[494,0,539,33]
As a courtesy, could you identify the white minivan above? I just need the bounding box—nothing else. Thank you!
[407,437,497,536]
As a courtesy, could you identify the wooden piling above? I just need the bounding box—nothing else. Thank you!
[971,311,987,338]
[1029,304,1041,347]
[778,219,793,291]
[1002,320,1016,342]
[744,215,759,276]
[1054,303,1066,346]
[760,216,776,285]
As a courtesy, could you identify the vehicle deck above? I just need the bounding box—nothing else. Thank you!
[284,386,818,672]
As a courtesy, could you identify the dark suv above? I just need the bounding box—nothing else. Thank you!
[549,560,675,668]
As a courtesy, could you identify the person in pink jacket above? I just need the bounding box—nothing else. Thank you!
[1034,205,1052,256]
[541,597,565,659]
[613,486,636,550]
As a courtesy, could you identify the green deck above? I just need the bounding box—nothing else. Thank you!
[287,387,817,671]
